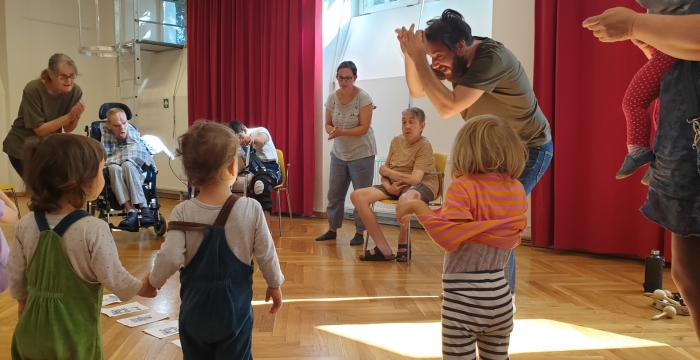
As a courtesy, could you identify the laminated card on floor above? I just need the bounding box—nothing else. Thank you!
[117,312,169,327]
[102,294,121,307]
[101,302,149,317]
[143,320,180,338]
[172,339,181,348]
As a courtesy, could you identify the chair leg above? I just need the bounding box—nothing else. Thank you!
[11,189,20,218]
[277,190,282,236]
[363,203,374,254]
[407,220,411,266]
[285,189,292,225]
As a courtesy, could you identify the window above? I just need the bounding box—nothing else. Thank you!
[162,0,186,45]
[359,0,419,15]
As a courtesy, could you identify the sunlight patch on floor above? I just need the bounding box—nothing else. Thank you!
[317,319,667,358]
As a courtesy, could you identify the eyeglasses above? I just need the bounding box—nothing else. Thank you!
[336,75,354,83]
[56,75,77,81]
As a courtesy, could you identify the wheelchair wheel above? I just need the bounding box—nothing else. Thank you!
[153,213,167,237]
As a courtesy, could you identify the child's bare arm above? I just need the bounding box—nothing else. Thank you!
[0,192,18,224]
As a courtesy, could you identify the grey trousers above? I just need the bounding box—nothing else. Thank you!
[326,153,375,232]
[108,162,147,208]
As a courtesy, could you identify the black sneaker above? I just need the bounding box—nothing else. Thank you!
[315,230,337,241]
[616,150,656,179]
[118,211,139,230]
[140,207,156,225]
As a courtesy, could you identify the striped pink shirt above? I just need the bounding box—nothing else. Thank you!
[416,173,528,252]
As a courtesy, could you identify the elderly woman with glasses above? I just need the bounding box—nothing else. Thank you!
[316,61,378,246]
[3,53,85,177]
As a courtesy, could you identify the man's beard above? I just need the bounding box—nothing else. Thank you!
[444,54,468,82]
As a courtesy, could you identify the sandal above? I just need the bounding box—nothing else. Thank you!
[359,246,396,261]
[396,243,411,262]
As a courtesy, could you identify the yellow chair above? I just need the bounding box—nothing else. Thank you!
[363,152,447,265]
[0,184,20,218]
[273,149,292,236]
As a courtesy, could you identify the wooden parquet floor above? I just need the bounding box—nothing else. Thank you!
[0,197,698,359]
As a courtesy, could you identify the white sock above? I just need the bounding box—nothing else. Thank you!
[128,209,136,214]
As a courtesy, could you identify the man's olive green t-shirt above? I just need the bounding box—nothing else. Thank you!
[452,37,551,147]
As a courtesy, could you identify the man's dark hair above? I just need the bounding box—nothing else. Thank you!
[226,120,246,134]
[424,9,474,51]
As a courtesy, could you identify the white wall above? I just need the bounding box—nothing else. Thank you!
[136,49,188,192]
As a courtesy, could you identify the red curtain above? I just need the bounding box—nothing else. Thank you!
[532,0,670,261]
[187,0,321,216]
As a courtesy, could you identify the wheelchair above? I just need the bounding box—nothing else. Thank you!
[85,103,167,236]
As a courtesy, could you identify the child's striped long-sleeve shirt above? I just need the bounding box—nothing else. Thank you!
[416,173,528,273]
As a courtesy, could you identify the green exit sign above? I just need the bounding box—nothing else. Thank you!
[163,99,170,108]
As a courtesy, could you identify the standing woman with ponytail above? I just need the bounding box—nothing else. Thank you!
[3,53,85,177]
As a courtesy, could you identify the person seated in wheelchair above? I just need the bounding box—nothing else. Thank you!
[227,120,282,229]
[101,107,157,229]
[350,107,438,262]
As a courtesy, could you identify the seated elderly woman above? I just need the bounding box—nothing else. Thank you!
[350,107,438,261]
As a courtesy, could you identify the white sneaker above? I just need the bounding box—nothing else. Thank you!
[512,294,516,314]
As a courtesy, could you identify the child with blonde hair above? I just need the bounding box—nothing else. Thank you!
[8,133,153,360]
[396,115,528,360]
[146,120,284,359]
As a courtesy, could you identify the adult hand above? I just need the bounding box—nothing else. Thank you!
[70,100,85,120]
[328,127,342,140]
[387,181,408,196]
[631,38,649,49]
[378,165,392,178]
[582,7,640,43]
[397,24,428,61]
[266,287,283,314]
[239,133,253,146]
[395,27,409,54]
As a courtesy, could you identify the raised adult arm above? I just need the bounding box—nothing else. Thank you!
[583,8,700,60]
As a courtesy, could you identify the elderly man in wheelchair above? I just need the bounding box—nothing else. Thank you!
[93,105,158,231]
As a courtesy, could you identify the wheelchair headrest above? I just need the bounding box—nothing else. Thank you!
[99,103,132,120]
[88,121,104,141]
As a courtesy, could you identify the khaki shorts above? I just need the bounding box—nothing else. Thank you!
[373,183,434,203]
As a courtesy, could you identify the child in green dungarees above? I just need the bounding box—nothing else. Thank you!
[7,133,156,360]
